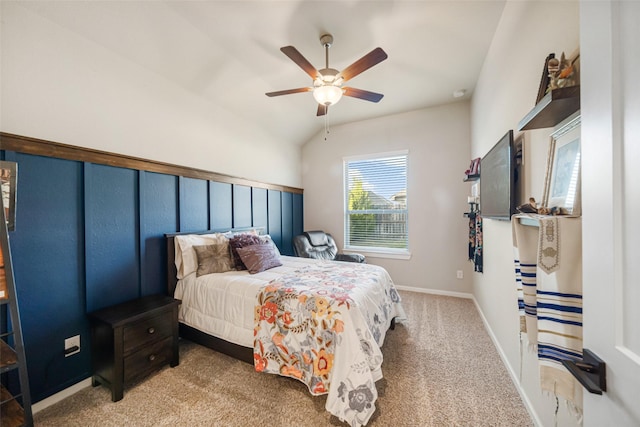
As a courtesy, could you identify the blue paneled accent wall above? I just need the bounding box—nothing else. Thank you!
[85,164,140,312]
[1,137,302,403]
[281,191,294,256]
[209,181,232,230]
[252,188,268,231]
[267,190,283,249]
[232,185,252,228]
[293,193,304,239]
[5,152,91,402]
[139,172,178,296]
[179,177,209,232]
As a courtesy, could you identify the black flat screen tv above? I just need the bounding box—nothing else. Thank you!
[480,130,516,220]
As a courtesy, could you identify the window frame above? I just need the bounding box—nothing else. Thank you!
[343,150,410,260]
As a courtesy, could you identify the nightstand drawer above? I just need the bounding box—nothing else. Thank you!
[124,337,173,384]
[123,312,172,353]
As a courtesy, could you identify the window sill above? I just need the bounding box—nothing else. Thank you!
[343,248,412,260]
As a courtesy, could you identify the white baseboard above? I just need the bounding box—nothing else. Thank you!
[32,378,92,414]
[470,297,543,427]
[395,284,473,299]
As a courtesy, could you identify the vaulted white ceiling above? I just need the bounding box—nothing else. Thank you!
[16,0,506,145]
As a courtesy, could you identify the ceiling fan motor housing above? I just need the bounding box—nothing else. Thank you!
[319,34,333,48]
[315,68,341,86]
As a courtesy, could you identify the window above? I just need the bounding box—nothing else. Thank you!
[344,151,408,254]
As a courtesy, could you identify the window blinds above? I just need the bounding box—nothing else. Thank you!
[344,153,408,250]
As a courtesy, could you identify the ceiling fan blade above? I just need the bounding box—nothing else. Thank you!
[265,87,313,97]
[317,104,328,116]
[343,87,384,103]
[338,47,388,83]
[280,46,319,80]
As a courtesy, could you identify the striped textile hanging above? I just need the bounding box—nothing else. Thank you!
[512,215,583,415]
[536,217,583,412]
[512,218,540,341]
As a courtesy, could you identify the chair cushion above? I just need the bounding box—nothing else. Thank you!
[335,253,366,263]
[304,231,329,247]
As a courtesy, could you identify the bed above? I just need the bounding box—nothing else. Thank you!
[165,229,406,426]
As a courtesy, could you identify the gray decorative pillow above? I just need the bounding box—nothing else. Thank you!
[236,244,282,274]
[193,242,233,277]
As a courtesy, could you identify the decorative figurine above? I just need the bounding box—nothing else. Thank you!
[516,197,538,214]
[547,52,576,91]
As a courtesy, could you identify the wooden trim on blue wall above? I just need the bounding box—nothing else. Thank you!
[1,132,304,403]
[0,132,303,194]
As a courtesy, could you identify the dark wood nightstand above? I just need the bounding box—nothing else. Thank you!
[88,294,180,402]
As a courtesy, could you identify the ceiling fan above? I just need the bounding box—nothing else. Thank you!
[266,34,388,116]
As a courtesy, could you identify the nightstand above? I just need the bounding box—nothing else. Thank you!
[88,294,180,402]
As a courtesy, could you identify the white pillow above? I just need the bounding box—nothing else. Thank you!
[226,228,260,237]
[174,233,228,279]
[260,234,281,257]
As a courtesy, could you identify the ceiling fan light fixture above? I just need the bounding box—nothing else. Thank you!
[313,84,343,106]
[266,33,387,114]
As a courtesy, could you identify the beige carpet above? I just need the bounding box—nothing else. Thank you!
[34,292,532,426]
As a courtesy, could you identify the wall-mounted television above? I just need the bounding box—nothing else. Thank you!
[480,130,516,220]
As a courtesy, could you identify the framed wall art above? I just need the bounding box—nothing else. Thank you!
[0,161,18,231]
[542,116,581,215]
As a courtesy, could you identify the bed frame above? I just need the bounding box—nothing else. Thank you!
[166,229,258,364]
[165,229,395,366]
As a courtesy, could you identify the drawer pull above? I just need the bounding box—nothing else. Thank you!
[147,327,155,334]
[148,354,156,362]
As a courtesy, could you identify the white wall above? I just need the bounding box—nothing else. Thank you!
[581,1,640,424]
[471,2,580,426]
[0,3,301,188]
[302,101,473,294]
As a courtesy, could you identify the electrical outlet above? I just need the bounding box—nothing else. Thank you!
[456,270,464,279]
[64,335,80,357]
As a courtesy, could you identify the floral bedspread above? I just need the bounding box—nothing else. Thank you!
[253,261,406,427]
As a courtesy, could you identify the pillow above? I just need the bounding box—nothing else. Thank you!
[229,234,265,270]
[236,244,282,274]
[193,242,234,277]
[227,228,260,237]
[259,234,281,257]
[174,233,228,278]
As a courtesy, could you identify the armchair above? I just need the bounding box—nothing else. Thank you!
[292,231,365,263]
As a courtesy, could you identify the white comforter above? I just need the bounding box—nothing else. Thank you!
[176,256,407,426]
[174,256,326,347]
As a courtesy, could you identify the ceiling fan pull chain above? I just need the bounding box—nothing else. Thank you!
[324,110,330,141]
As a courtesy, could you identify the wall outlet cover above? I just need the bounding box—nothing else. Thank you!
[64,335,80,357]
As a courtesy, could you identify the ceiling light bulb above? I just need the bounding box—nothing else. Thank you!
[313,85,343,106]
